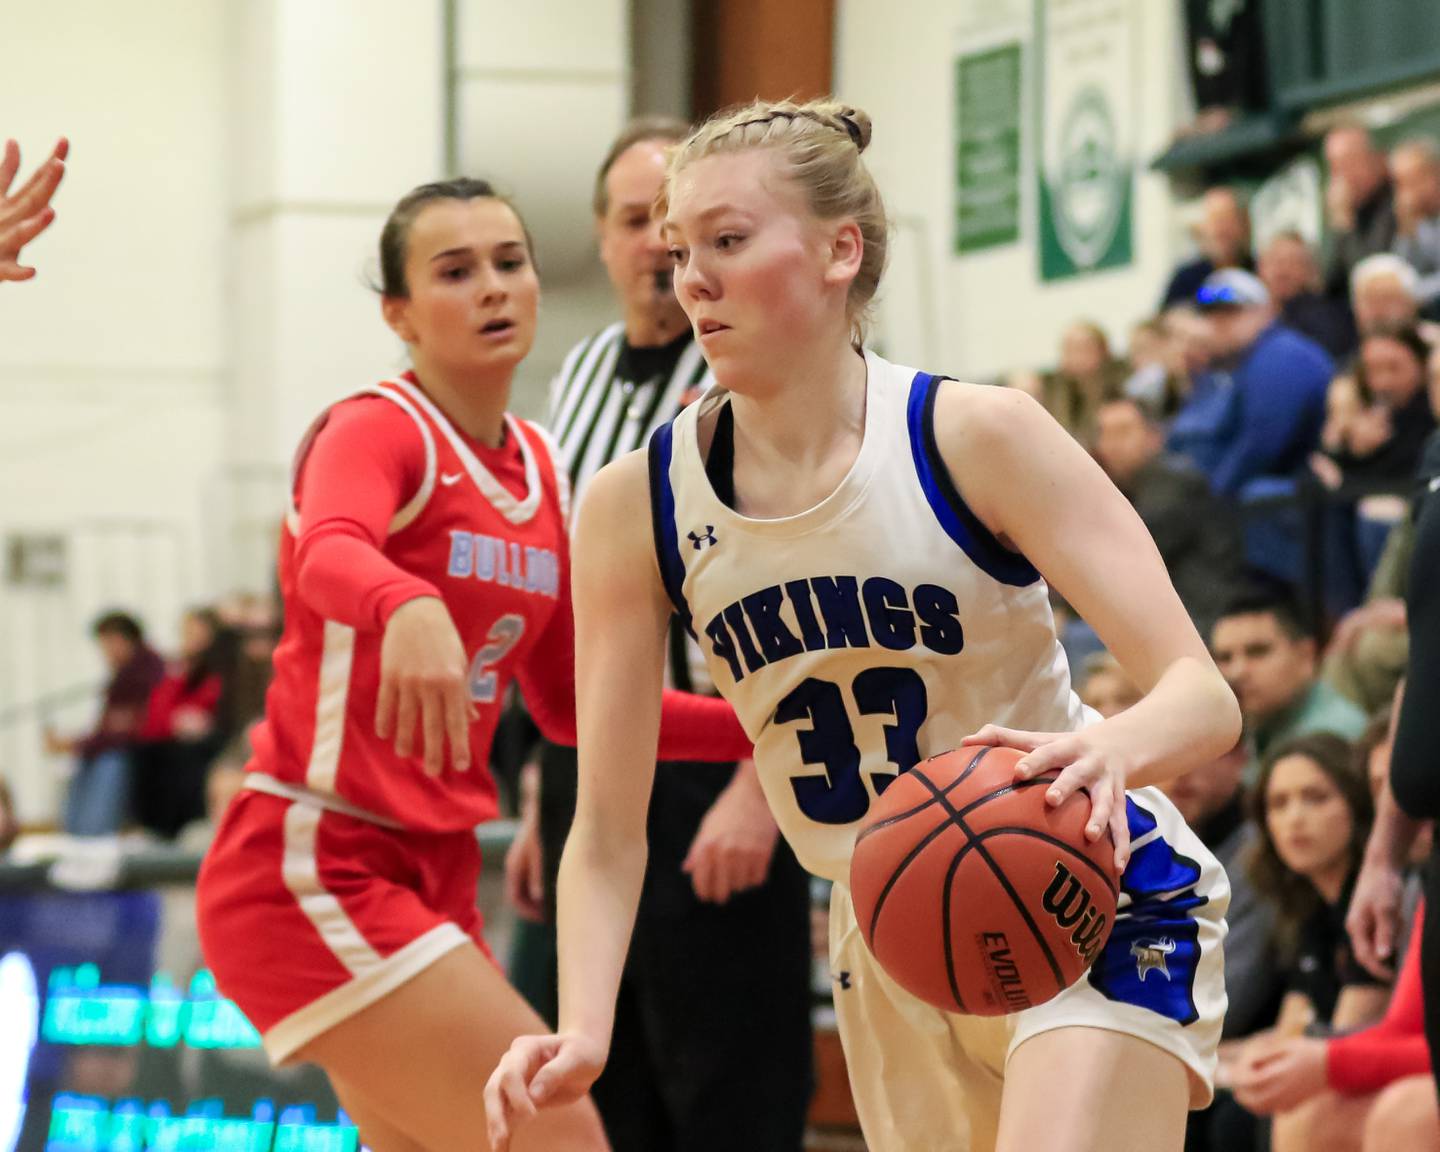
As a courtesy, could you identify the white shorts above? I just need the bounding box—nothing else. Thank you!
[827,786,1229,1152]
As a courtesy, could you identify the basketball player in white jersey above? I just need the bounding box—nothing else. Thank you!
[486,99,1242,1152]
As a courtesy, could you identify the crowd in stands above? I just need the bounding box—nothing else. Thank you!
[32,594,280,844]
[1049,121,1440,1150]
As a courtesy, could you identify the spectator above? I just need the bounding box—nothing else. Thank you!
[0,136,67,283]
[1123,318,1188,419]
[1014,319,1129,446]
[1178,0,1268,136]
[1170,269,1332,497]
[1237,735,1387,1069]
[1163,304,1217,379]
[1094,395,1243,633]
[1232,903,1431,1152]
[132,607,228,840]
[1310,327,1437,608]
[44,611,164,836]
[1324,124,1397,300]
[1314,326,1436,490]
[1389,137,1440,314]
[1211,590,1369,772]
[1161,186,1254,310]
[1077,651,1140,718]
[1259,229,1358,359]
[1351,253,1440,343]
[1320,342,1440,716]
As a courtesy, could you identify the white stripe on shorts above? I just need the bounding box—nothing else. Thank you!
[280,802,381,977]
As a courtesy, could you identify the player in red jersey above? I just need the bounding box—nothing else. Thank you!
[196,177,751,1152]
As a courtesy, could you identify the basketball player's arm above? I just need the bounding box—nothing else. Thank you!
[486,452,667,1147]
[516,542,752,762]
[295,399,474,774]
[0,137,67,283]
[938,385,1241,865]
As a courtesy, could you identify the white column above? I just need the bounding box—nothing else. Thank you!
[454,0,631,414]
[225,0,448,587]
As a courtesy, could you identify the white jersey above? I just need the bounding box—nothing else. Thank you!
[649,350,1232,1130]
[649,349,1086,883]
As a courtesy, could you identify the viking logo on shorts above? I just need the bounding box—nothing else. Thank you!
[1041,862,1108,964]
[1131,937,1177,982]
[688,525,718,549]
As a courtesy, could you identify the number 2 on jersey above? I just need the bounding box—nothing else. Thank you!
[775,666,928,824]
[468,614,526,703]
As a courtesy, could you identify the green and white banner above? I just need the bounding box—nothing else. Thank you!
[1036,0,1135,281]
[952,0,1031,254]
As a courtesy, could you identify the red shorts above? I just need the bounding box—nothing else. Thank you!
[196,789,489,1063]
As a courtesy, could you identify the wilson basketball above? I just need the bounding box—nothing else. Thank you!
[850,745,1120,1015]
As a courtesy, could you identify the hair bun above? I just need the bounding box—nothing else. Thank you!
[832,105,873,153]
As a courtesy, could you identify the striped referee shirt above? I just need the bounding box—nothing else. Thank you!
[547,321,712,691]
[547,322,710,508]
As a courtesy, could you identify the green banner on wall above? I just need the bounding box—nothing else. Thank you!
[954,42,1023,253]
[1037,0,1135,281]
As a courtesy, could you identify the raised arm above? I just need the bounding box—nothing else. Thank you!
[486,450,674,1148]
[948,385,1241,865]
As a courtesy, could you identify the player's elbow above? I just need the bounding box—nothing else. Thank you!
[1199,660,1243,754]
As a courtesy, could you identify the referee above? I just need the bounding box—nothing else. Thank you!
[526,117,814,1152]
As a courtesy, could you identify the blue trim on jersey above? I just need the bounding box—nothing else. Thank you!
[905,373,1040,587]
[647,421,696,638]
[1086,797,1206,1026]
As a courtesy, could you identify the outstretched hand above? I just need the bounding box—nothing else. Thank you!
[1,137,67,283]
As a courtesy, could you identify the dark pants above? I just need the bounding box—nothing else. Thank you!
[539,742,814,1152]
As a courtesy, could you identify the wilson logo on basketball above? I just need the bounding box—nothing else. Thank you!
[1041,862,1108,965]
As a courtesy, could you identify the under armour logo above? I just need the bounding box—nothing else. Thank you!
[833,970,852,991]
[1131,937,1177,982]
[687,526,718,549]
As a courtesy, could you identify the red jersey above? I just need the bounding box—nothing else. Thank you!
[247,374,750,834]
[249,374,571,832]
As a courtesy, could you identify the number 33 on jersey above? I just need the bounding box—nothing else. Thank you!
[648,352,1091,883]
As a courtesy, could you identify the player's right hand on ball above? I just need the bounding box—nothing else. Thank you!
[375,596,476,776]
[485,1032,605,1150]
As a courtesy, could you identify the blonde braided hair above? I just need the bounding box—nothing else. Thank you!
[657,98,887,344]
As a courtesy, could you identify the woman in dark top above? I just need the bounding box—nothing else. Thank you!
[1316,326,1436,489]
[1249,733,1388,1029]
[1232,733,1390,1149]
[1310,325,1437,611]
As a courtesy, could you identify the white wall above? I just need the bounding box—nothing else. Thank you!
[0,0,229,819]
[453,0,632,417]
[1,1,642,821]
[836,0,1189,379]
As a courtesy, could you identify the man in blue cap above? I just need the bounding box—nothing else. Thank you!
[1168,268,1334,497]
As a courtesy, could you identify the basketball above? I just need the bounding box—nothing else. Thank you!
[850,745,1120,1016]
